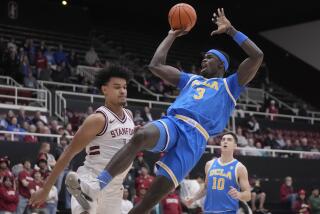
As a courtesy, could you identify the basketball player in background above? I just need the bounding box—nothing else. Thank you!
[186,132,251,213]
[93,8,263,214]
[30,64,135,214]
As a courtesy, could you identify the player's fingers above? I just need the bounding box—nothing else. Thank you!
[210,29,220,36]
[217,8,222,17]
[221,8,225,16]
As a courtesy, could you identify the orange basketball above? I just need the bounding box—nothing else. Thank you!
[168,3,197,31]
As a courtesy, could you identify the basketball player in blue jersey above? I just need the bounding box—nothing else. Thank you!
[53,8,263,213]
[186,132,251,214]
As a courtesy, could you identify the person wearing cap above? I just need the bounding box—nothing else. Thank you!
[93,8,263,213]
[16,160,33,214]
[0,174,19,213]
[0,156,12,184]
[293,189,310,214]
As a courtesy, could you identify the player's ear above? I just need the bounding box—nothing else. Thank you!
[218,61,224,70]
[101,85,108,96]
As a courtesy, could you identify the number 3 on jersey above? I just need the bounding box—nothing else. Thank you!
[193,87,205,100]
[212,177,225,190]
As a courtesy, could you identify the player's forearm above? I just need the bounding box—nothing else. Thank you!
[43,146,75,191]
[226,26,263,58]
[149,33,176,67]
[238,190,251,202]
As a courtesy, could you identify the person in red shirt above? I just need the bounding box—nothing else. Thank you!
[161,190,182,214]
[16,160,33,214]
[28,170,47,213]
[35,50,48,77]
[293,189,310,214]
[266,100,279,121]
[135,166,154,193]
[0,156,12,184]
[280,176,297,208]
[134,185,147,205]
[0,175,19,213]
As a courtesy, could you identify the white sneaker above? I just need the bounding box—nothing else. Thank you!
[65,172,96,210]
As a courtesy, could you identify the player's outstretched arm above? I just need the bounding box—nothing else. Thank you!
[148,30,188,87]
[29,113,105,207]
[211,8,264,86]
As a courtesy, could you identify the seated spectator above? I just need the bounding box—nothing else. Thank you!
[44,46,56,67]
[23,72,37,88]
[133,152,150,177]
[45,171,58,214]
[121,188,133,214]
[0,156,12,183]
[142,106,153,122]
[161,189,182,214]
[242,138,263,157]
[85,46,100,66]
[236,127,248,147]
[38,40,47,53]
[180,175,202,213]
[293,189,310,214]
[31,111,48,126]
[135,166,154,193]
[264,132,278,149]
[301,138,311,151]
[23,124,38,143]
[275,133,286,149]
[35,50,48,78]
[251,178,267,212]
[133,110,144,126]
[28,170,47,214]
[17,108,29,127]
[0,174,19,214]
[53,44,67,65]
[247,115,260,133]
[0,111,15,130]
[16,160,33,214]
[134,185,147,205]
[309,187,320,214]
[266,100,279,121]
[280,176,297,208]
[38,142,56,169]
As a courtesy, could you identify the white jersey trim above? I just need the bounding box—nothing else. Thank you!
[95,110,108,136]
[223,78,237,106]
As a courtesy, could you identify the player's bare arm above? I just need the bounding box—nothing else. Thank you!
[211,8,264,86]
[29,113,106,206]
[228,164,251,202]
[148,30,188,87]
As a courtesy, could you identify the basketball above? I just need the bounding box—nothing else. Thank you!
[168,3,197,31]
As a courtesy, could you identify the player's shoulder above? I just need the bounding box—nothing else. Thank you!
[205,158,216,169]
[235,161,248,174]
[85,112,107,125]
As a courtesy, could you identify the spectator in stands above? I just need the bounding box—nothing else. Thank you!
[65,123,74,136]
[247,115,260,133]
[38,40,47,54]
[264,131,278,149]
[53,44,67,65]
[236,127,248,147]
[133,152,150,177]
[38,125,53,143]
[23,124,38,143]
[38,63,52,81]
[251,178,267,212]
[142,106,153,122]
[0,156,11,183]
[7,38,17,54]
[133,110,144,125]
[301,138,311,151]
[134,185,147,205]
[27,39,37,66]
[19,55,31,78]
[38,142,56,169]
[23,71,37,88]
[6,117,25,141]
[0,174,19,214]
[0,111,14,130]
[49,120,59,135]
[51,62,68,82]
[35,154,50,179]
[266,100,279,121]
[85,46,100,66]
[32,111,47,126]
[121,188,133,214]
[135,166,154,193]
[242,138,263,157]
[67,49,79,77]
[293,189,310,214]
[16,160,33,214]
[161,189,182,214]
[180,175,202,213]
[123,168,136,202]
[29,170,47,214]
[309,187,320,214]
[280,176,297,208]
[293,139,303,151]
[44,46,56,67]
[45,171,58,214]
[17,108,28,127]
[275,133,286,149]
[35,50,48,78]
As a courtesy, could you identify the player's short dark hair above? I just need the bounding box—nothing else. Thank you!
[94,64,133,91]
[222,131,238,144]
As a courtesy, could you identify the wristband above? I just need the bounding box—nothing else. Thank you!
[233,31,248,45]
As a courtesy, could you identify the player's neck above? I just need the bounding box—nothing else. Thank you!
[105,103,124,119]
[220,153,234,163]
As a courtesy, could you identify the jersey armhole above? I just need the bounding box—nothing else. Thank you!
[124,108,133,120]
[235,162,241,187]
[95,111,108,136]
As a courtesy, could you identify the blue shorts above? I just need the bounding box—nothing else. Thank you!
[149,115,208,187]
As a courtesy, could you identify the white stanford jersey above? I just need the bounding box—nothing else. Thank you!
[83,106,135,182]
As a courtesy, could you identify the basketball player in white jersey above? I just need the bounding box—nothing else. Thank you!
[30,64,134,214]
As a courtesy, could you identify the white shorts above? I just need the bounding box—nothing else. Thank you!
[71,166,124,214]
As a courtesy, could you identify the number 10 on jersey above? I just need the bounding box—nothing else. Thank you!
[212,177,225,190]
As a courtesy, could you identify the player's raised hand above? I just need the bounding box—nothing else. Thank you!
[228,186,240,199]
[210,8,232,36]
[169,29,189,37]
[29,188,49,207]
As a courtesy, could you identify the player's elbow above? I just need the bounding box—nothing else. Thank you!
[253,50,264,60]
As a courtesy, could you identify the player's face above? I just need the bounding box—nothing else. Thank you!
[200,54,224,78]
[220,134,237,152]
[102,77,127,106]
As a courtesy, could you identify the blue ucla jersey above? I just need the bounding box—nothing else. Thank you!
[167,72,244,136]
[204,159,241,213]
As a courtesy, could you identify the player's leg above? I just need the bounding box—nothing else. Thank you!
[104,122,161,177]
[129,176,174,214]
[96,184,123,214]
[71,195,97,214]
